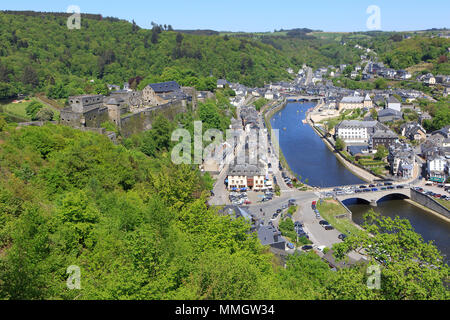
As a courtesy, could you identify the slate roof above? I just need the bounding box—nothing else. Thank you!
[257,225,285,247]
[228,163,264,177]
[340,96,364,104]
[147,81,180,93]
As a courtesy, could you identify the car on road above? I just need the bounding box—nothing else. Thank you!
[324,226,335,231]
[302,245,313,251]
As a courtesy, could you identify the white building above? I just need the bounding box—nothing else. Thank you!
[427,156,448,182]
[335,120,380,144]
[264,90,274,100]
[387,96,402,112]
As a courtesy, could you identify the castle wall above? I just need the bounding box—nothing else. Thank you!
[120,100,188,138]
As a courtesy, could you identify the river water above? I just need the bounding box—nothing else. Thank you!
[270,102,365,187]
[271,102,449,263]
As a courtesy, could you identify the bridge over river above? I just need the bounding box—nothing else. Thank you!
[285,95,323,102]
[335,188,411,207]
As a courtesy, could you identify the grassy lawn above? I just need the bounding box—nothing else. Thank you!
[437,199,450,210]
[316,199,363,235]
[0,100,33,120]
[1,98,61,122]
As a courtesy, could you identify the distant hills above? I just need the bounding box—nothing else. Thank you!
[0,10,448,100]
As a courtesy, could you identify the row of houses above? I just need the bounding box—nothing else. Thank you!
[420,126,450,183]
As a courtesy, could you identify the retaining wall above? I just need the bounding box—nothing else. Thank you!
[410,189,450,219]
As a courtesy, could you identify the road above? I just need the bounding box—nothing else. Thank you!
[305,67,313,86]
[209,94,259,206]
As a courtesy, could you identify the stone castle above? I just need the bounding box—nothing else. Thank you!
[60,81,198,137]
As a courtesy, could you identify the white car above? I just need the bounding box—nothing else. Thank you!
[317,245,327,253]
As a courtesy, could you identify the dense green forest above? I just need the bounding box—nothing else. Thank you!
[0,110,448,299]
[1,11,448,102]
[0,11,295,99]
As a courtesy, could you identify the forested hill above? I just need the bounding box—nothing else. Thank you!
[0,11,296,98]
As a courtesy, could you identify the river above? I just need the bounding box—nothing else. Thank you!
[348,199,450,264]
[270,102,365,187]
[271,102,449,263]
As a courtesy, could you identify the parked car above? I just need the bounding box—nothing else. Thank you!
[286,243,295,250]
[317,245,327,253]
[324,226,335,231]
[276,209,282,214]
[338,234,347,240]
[319,220,330,226]
[302,245,313,251]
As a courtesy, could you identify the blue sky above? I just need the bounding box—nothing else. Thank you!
[1,0,449,32]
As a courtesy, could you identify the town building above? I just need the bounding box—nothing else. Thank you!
[400,122,427,142]
[338,96,364,111]
[388,142,416,179]
[427,156,448,183]
[372,129,399,149]
[363,94,373,109]
[142,81,183,106]
[378,108,403,123]
[387,96,402,112]
[217,79,231,88]
[227,163,265,191]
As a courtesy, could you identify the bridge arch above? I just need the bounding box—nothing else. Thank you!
[342,198,371,206]
[377,193,410,203]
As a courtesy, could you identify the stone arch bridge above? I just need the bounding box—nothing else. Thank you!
[337,188,411,207]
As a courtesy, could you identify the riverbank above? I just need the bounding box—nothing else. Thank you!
[305,114,378,184]
[264,99,314,190]
[263,99,292,175]
[404,199,450,224]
